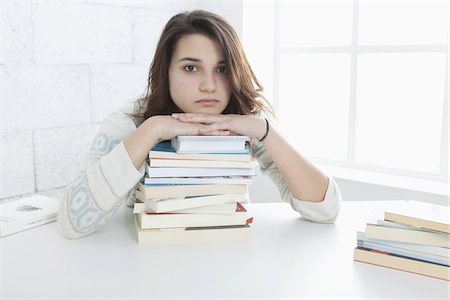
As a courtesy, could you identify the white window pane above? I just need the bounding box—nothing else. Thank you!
[355,53,446,173]
[280,2,353,47]
[359,2,449,45]
[279,54,351,160]
[243,1,274,102]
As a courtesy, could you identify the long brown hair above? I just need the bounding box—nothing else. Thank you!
[133,10,274,122]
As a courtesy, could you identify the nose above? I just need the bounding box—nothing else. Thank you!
[199,71,216,94]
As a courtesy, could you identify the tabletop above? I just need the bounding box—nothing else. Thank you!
[1,201,449,299]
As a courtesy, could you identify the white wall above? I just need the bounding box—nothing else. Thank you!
[0,0,196,202]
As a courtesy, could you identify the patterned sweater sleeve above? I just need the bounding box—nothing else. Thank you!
[58,106,145,239]
[250,128,342,223]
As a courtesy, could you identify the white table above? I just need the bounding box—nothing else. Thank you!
[1,201,449,299]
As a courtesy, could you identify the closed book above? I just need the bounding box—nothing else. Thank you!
[146,166,256,178]
[384,200,450,233]
[0,195,58,237]
[134,202,240,215]
[353,246,450,281]
[137,181,248,199]
[134,215,251,244]
[148,158,256,169]
[134,202,253,229]
[135,191,249,213]
[364,223,450,248]
[171,135,250,154]
[150,141,251,162]
[143,176,254,185]
[357,231,450,266]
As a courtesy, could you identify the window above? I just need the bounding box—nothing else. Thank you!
[243,1,449,195]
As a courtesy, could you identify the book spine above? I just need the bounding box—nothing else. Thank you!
[353,247,450,281]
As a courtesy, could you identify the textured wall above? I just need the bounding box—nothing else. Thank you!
[0,0,199,202]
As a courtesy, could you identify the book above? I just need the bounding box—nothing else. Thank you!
[136,181,248,199]
[148,158,256,169]
[171,135,250,154]
[353,246,450,281]
[364,223,450,248]
[145,166,257,178]
[0,195,58,237]
[135,191,249,213]
[134,202,253,229]
[384,200,450,233]
[134,214,251,244]
[150,141,251,162]
[134,202,241,215]
[143,176,254,185]
[357,231,450,266]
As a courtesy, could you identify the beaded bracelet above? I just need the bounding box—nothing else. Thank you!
[259,118,270,142]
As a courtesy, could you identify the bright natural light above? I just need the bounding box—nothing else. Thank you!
[243,0,449,195]
[279,53,350,161]
[358,2,449,45]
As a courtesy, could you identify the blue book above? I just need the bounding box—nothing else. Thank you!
[149,140,251,162]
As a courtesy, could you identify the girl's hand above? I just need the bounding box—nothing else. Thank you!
[145,115,208,141]
[171,113,267,140]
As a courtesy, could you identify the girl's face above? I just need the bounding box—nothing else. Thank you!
[168,34,231,114]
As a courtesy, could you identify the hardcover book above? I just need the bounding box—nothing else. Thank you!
[134,215,251,244]
[0,195,58,237]
[150,141,251,162]
[145,166,256,178]
[148,158,256,169]
[135,191,249,213]
[134,202,253,229]
[364,223,450,248]
[171,135,250,154]
[136,181,248,199]
[143,175,254,185]
[354,246,450,281]
[383,200,450,233]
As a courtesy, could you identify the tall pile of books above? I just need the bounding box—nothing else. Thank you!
[133,135,255,244]
[353,200,450,281]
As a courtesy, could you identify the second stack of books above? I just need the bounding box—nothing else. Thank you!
[353,200,450,281]
[133,136,255,244]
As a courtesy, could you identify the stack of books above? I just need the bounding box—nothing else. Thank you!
[133,136,255,244]
[353,200,450,281]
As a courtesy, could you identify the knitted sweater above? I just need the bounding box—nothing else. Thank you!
[58,101,342,239]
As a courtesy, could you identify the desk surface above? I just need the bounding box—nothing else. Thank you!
[1,201,449,299]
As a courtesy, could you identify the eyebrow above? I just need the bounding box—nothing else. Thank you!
[177,57,225,64]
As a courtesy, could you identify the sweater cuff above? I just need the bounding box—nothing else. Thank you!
[290,176,341,223]
[99,142,145,198]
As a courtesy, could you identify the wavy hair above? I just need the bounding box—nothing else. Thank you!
[133,10,274,122]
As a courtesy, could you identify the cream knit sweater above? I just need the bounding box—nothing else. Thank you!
[58,101,342,239]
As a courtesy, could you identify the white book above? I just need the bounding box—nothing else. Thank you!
[134,215,251,244]
[134,202,240,215]
[135,191,249,213]
[146,166,256,178]
[143,176,254,185]
[0,195,58,237]
[357,231,450,266]
[134,202,251,229]
[171,135,250,154]
[149,158,256,169]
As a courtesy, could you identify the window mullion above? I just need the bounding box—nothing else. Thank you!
[347,0,360,164]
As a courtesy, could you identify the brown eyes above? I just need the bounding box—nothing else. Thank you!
[183,65,227,74]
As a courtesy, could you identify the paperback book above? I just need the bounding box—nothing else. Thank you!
[0,195,58,237]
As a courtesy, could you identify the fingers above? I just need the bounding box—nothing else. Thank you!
[172,113,229,124]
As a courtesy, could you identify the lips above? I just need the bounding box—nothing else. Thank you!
[196,99,219,107]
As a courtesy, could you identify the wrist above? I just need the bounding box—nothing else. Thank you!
[258,118,270,142]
